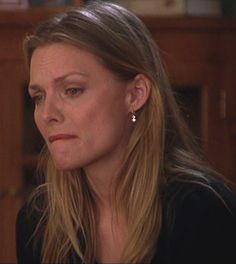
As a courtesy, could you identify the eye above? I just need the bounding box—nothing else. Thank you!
[65,87,83,97]
[31,94,45,105]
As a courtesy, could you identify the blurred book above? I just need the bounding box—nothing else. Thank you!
[30,0,72,7]
[0,0,29,9]
[187,0,221,15]
[115,0,221,16]
[116,0,186,16]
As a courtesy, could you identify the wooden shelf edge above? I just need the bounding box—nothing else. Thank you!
[1,6,236,30]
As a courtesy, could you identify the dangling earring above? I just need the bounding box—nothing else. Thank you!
[131,111,136,123]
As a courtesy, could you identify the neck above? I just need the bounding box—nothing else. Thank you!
[84,153,124,210]
[83,152,128,264]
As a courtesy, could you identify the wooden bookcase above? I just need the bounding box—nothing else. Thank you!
[0,8,236,262]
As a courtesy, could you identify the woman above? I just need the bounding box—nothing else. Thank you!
[16,1,236,264]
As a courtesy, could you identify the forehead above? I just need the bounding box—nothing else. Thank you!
[30,43,105,77]
[29,42,125,90]
[30,43,118,89]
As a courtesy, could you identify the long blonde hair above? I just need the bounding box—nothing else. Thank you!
[24,1,221,263]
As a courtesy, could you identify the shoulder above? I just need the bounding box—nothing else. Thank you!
[158,176,236,264]
[163,176,236,218]
[16,194,45,264]
[16,191,46,234]
[16,200,39,228]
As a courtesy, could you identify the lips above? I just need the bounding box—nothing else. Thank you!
[48,134,78,143]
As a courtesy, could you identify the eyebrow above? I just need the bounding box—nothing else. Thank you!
[28,71,88,92]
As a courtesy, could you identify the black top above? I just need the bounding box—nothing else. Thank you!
[16,177,236,264]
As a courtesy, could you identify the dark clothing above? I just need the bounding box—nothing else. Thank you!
[16,178,236,264]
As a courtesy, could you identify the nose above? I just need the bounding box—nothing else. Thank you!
[41,94,64,124]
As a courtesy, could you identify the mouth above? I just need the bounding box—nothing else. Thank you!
[48,134,78,143]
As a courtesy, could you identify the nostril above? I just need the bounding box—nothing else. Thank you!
[41,102,64,124]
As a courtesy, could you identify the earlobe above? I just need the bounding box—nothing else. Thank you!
[126,73,151,112]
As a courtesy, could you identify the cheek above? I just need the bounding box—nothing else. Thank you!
[34,111,45,138]
[85,99,128,141]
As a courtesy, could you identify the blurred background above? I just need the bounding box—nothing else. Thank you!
[0,0,236,262]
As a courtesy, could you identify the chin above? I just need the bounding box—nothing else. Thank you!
[53,159,81,171]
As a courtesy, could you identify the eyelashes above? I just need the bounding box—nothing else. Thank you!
[30,86,85,106]
[31,94,45,105]
[65,87,84,97]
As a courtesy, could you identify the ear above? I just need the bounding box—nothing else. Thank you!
[125,74,151,112]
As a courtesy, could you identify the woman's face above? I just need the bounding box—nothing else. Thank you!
[29,43,133,171]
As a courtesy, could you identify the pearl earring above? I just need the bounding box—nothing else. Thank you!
[131,111,136,123]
